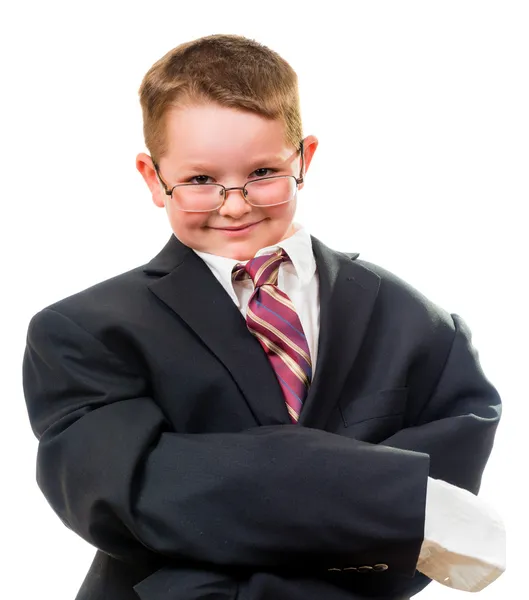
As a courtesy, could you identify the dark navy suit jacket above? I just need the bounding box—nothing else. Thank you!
[22,234,501,599]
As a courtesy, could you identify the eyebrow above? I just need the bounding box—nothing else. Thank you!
[181,155,287,170]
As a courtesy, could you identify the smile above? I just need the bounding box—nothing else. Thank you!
[211,220,264,235]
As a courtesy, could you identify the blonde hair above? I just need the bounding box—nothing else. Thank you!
[138,33,304,163]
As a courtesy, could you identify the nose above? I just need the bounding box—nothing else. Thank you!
[217,186,252,218]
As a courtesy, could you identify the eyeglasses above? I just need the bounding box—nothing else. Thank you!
[152,140,305,212]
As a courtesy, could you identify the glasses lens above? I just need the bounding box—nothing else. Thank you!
[171,176,297,211]
[172,184,224,211]
[245,176,296,206]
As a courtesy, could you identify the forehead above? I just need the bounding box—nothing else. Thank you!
[162,103,293,169]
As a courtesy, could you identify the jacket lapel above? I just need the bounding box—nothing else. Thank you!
[142,233,382,430]
[143,234,291,426]
[298,236,381,428]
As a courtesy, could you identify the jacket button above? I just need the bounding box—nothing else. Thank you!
[343,566,358,571]
[373,564,389,572]
[358,566,373,573]
[327,567,341,572]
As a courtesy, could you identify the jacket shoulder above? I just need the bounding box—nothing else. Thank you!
[346,254,455,333]
[27,263,153,332]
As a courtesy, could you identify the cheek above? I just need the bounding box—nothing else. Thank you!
[168,210,210,231]
[264,200,296,225]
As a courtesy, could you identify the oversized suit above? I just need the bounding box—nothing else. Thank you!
[22,233,501,599]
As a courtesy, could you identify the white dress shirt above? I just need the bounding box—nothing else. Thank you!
[193,222,506,592]
[195,222,320,369]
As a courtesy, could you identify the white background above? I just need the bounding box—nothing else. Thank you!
[1,1,527,598]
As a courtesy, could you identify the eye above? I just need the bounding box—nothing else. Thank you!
[187,168,278,185]
[187,175,212,185]
[252,168,277,178]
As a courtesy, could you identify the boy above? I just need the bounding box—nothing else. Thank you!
[22,34,504,600]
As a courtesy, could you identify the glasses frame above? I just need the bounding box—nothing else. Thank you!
[151,140,305,212]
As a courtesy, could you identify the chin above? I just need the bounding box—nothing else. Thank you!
[228,243,263,262]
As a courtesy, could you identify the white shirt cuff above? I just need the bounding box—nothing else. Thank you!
[417,477,506,592]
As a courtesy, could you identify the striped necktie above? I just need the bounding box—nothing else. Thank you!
[232,248,312,423]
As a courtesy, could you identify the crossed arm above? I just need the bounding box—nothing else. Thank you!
[22,307,501,596]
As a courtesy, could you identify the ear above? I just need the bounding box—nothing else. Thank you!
[298,135,318,191]
[136,152,166,208]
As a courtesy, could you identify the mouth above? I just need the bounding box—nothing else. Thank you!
[211,219,265,232]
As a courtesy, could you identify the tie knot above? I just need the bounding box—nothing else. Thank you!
[232,248,291,288]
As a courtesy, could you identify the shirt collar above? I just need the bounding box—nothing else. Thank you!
[192,222,316,306]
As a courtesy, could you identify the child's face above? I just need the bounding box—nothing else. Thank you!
[137,103,317,260]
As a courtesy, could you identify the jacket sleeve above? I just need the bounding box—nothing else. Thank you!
[132,566,422,600]
[22,307,429,574]
[380,313,501,494]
